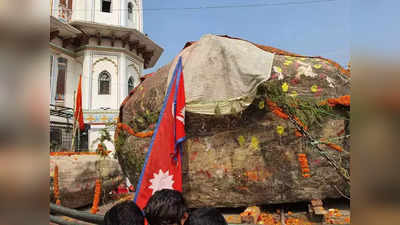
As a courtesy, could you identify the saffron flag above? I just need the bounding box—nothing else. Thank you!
[74,75,84,131]
[134,57,186,209]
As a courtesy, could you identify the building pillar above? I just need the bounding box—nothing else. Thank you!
[50,54,58,105]
[120,0,127,27]
[82,50,92,110]
[119,53,127,105]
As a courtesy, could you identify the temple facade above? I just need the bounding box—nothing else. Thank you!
[49,0,163,151]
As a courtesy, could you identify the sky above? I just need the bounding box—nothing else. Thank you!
[142,0,350,74]
[351,0,400,58]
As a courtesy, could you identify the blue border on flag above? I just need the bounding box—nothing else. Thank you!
[173,58,186,159]
[134,57,183,203]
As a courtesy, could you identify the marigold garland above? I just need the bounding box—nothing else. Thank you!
[266,99,308,137]
[266,100,289,120]
[321,95,350,107]
[96,144,111,156]
[90,179,101,214]
[117,123,154,138]
[323,142,343,152]
[53,165,61,205]
[50,152,111,157]
[297,154,311,178]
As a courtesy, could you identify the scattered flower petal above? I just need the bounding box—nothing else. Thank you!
[310,85,318,93]
[281,82,289,92]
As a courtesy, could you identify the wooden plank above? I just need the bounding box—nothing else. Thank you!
[224,215,241,224]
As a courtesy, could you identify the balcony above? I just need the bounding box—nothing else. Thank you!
[58,4,72,23]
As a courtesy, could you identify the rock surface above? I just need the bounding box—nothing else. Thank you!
[117,35,351,207]
[50,155,124,208]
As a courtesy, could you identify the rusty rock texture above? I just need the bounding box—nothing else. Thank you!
[50,155,124,208]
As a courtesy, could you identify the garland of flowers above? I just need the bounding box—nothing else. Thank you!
[90,179,101,214]
[116,123,154,138]
[96,144,111,157]
[53,165,61,205]
[297,154,311,178]
[320,95,350,107]
[50,152,111,157]
[266,99,308,137]
[322,142,343,152]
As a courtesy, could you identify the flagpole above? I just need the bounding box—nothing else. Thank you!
[71,90,77,151]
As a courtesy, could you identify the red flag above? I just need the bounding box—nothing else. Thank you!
[74,75,84,131]
[134,57,186,209]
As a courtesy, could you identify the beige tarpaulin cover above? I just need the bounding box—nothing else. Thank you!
[166,34,275,115]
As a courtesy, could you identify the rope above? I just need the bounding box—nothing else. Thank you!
[286,112,350,184]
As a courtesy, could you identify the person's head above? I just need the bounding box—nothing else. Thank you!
[104,201,144,225]
[144,189,188,225]
[184,208,227,225]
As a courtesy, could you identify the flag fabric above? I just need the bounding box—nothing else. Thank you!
[74,75,84,131]
[134,57,186,209]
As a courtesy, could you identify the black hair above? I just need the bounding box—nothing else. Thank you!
[184,208,227,225]
[144,189,188,225]
[104,201,144,225]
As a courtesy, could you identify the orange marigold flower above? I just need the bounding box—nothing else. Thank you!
[324,142,343,152]
[295,130,303,137]
[91,179,101,214]
[322,95,350,107]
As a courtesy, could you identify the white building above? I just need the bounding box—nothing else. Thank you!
[49,0,163,151]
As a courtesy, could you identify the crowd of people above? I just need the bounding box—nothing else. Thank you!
[104,189,228,225]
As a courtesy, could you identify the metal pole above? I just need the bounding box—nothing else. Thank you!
[50,215,87,225]
[71,90,77,151]
[50,203,104,224]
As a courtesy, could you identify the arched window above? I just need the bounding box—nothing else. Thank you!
[127,2,133,20]
[128,76,134,93]
[98,71,111,95]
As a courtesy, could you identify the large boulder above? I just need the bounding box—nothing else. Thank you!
[116,34,350,208]
[50,155,124,208]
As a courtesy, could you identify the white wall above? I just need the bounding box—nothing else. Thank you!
[94,0,120,27]
[70,0,143,31]
[126,0,140,31]
[88,125,115,151]
[91,54,119,110]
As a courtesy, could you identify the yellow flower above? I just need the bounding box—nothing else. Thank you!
[284,60,293,66]
[310,85,318,93]
[281,82,289,92]
[314,64,322,69]
[250,136,260,150]
[274,66,282,73]
[289,91,298,98]
[276,125,285,136]
[237,135,246,147]
[258,100,265,109]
